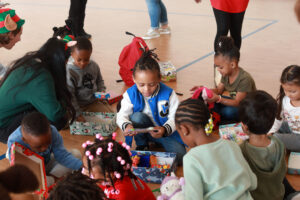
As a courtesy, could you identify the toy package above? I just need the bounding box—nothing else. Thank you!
[10,142,50,199]
[131,151,177,184]
[70,112,117,136]
[159,61,176,82]
[94,91,123,105]
[219,123,248,144]
[288,152,300,174]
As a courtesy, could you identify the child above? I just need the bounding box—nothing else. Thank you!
[7,112,82,185]
[191,36,256,123]
[239,90,286,200]
[175,98,257,200]
[116,50,186,163]
[66,36,109,122]
[48,171,106,200]
[269,65,300,152]
[81,136,156,200]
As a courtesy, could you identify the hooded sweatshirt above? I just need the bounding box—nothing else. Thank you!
[240,136,286,200]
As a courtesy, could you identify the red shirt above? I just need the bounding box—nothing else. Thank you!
[99,176,156,200]
[210,0,249,13]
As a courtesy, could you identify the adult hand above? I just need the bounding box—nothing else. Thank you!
[195,0,201,3]
[206,92,220,103]
[150,126,165,138]
[124,124,137,136]
[77,114,86,122]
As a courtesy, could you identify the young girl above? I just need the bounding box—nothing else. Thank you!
[175,98,257,199]
[81,136,155,200]
[66,36,110,122]
[116,50,186,164]
[191,36,256,123]
[269,65,300,152]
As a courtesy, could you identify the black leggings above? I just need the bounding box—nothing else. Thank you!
[68,0,88,32]
[0,111,67,144]
[213,8,245,51]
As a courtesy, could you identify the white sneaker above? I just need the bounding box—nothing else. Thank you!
[159,27,171,34]
[142,29,160,40]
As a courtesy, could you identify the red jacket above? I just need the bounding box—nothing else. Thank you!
[99,176,156,200]
[210,0,249,13]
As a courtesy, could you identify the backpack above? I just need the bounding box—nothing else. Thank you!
[118,32,149,86]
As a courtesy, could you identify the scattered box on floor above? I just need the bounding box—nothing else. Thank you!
[10,142,50,199]
[288,152,300,174]
[219,123,248,144]
[131,150,177,184]
[70,112,117,136]
[95,91,123,105]
[159,61,176,82]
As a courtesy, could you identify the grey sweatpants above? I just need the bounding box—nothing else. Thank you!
[274,122,300,152]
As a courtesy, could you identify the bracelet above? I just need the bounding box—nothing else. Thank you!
[216,95,222,103]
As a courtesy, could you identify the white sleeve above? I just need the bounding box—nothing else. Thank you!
[163,90,179,136]
[116,92,133,131]
[269,118,283,134]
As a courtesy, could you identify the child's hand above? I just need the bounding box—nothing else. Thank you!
[190,85,203,94]
[124,124,137,136]
[77,115,86,122]
[195,0,201,3]
[150,126,165,138]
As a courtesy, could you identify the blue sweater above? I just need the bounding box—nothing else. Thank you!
[7,125,82,170]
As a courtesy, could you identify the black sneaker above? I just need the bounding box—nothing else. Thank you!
[78,29,91,39]
[135,145,149,151]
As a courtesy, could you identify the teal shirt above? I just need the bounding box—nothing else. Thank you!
[183,139,257,200]
[0,64,65,127]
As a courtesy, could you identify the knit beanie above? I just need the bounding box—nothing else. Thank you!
[0,8,25,34]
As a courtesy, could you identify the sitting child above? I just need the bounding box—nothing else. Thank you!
[191,36,256,123]
[116,50,186,164]
[239,90,291,200]
[48,171,106,200]
[81,136,156,200]
[7,112,82,185]
[175,98,257,199]
[66,36,110,122]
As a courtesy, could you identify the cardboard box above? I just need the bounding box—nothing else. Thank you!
[159,61,176,82]
[219,123,248,144]
[10,142,49,199]
[70,112,117,136]
[288,152,300,174]
[131,151,177,184]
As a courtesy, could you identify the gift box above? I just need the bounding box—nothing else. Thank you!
[288,152,300,174]
[70,112,117,136]
[159,61,176,82]
[219,123,248,144]
[94,91,123,105]
[10,142,50,199]
[131,151,177,184]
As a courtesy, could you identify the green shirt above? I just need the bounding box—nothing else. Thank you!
[221,68,256,98]
[0,65,65,127]
[183,139,257,200]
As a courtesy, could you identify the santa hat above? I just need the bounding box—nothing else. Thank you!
[0,8,25,34]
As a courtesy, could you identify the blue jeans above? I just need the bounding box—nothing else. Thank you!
[126,112,186,164]
[213,96,239,122]
[145,0,168,29]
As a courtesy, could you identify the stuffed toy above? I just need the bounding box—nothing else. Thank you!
[157,173,185,200]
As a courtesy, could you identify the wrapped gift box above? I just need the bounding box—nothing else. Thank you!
[219,123,248,144]
[159,61,176,82]
[70,112,117,136]
[288,152,300,174]
[131,151,177,184]
[94,91,123,105]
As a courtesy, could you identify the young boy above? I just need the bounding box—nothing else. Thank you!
[238,90,286,200]
[7,112,82,185]
[66,36,109,122]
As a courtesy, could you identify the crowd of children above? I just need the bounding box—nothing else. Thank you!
[1,2,300,200]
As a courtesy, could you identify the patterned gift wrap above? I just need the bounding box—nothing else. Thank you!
[219,123,249,144]
[70,112,117,136]
[159,61,176,82]
[131,151,177,184]
[288,152,300,174]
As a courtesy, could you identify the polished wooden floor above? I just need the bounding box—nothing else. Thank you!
[0,0,300,199]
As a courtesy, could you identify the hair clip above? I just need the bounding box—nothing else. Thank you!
[107,142,113,152]
[114,171,121,179]
[96,147,103,155]
[57,36,62,40]
[82,143,87,148]
[205,115,214,135]
[89,155,94,160]
[218,42,222,47]
[112,132,117,140]
[117,156,126,165]
[96,134,104,141]
[85,151,91,156]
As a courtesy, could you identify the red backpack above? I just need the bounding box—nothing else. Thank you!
[118,32,149,86]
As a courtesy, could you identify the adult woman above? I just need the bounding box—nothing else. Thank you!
[0,38,76,143]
